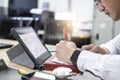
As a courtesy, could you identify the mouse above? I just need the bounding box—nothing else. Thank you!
[52,67,72,78]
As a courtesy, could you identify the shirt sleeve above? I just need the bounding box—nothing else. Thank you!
[100,34,120,55]
[76,50,120,80]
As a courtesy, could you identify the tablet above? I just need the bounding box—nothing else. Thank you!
[11,27,51,68]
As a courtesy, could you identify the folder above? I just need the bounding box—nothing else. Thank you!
[43,55,81,73]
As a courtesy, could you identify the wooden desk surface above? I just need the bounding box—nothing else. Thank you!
[0,39,79,80]
[0,39,56,73]
[0,39,37,73]
[0,39,18,63]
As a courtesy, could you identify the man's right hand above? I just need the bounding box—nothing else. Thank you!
[55,40,77,64]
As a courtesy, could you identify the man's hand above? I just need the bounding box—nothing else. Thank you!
[81,44,109,54]
[55,40,77,64]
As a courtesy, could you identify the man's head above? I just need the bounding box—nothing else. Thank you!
[95,0,120,21]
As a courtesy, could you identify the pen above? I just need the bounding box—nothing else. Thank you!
[18,69,26,75]
[18,69,37,80]
[18,69,30,80]
[63,28,68,41]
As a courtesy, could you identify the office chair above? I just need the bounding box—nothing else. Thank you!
[43,19,73,45]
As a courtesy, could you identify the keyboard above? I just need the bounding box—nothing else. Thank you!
[0,43,13,49]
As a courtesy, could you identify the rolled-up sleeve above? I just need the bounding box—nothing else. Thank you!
[76,50,120,80]
[100,34,120,55]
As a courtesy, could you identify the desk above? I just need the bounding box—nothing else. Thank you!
[0,39,36,73]
[0,39,105,80]
[0,39,56,72]
[0,39,79,80]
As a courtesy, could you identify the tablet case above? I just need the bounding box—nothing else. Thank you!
[7,44,38,69]
[7,44,43,70]
[7,27,50,70]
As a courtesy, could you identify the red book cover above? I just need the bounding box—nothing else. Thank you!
[43,55,81,73]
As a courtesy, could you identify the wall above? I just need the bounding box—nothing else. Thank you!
[92,4,120,45]
[0,0,8,7]
[0,0,94,22]
[38,0,94,22]
[38,0,69,12]
[0,0,8,16]
[71,0,94,22]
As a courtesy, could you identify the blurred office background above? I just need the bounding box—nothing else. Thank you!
[0,0,120,47]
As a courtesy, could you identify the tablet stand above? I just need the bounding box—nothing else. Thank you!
[7,44,43,70]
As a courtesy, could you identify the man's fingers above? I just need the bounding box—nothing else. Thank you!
[81,44,95,50]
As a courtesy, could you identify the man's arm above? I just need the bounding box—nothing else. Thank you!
[74,50,120,80]
[56,40,120,80]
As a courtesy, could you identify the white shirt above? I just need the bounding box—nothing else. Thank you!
[76,33,120,80]
[100,33,120,55]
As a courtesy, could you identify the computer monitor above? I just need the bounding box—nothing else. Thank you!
[8,0,38,17]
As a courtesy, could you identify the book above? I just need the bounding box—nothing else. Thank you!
[43,55,81,73]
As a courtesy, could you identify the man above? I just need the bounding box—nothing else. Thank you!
[55,0,120,80]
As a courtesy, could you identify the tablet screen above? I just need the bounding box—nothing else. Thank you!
[19,31,46,58]
[12,27,51,66]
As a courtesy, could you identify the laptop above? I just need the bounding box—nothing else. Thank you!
[9,27,52,69]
